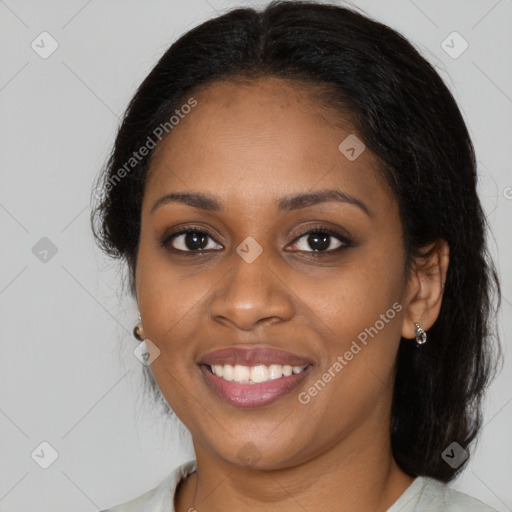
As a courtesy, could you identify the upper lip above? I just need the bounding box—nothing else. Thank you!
[199,345,313,367]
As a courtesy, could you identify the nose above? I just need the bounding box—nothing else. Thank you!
[208,249,295,331]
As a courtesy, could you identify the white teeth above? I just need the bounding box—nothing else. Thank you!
[209,363,308,384]
[234,364,250,382]
[251,365,269,383]
[282,365,293,376]
[268,364,282,380]
[212,364,223,377]
[222,364,234,381]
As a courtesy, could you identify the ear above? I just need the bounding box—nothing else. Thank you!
[401,239,450,339]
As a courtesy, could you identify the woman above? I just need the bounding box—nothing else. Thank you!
[92,1,501,510]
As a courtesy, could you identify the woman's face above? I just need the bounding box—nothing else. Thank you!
[136,77,411,469]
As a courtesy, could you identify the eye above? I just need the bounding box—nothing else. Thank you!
[162,226,353,255]
[288,227,352,253]
[163,228,222,253]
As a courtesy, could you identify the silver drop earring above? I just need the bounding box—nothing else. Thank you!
[415,323,427,346]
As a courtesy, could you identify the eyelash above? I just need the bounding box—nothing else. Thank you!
[161,225,354,256]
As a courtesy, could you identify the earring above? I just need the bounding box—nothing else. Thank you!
[133,312,143,341]
[414,323,427,346]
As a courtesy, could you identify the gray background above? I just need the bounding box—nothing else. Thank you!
[1,0,511,510]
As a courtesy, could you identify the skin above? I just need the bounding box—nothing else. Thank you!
[134,77,449,512]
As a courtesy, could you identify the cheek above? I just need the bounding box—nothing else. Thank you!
[298,247,404,335]
[293,267,403,433]
[135,240,207,355]
[295,244,405,387]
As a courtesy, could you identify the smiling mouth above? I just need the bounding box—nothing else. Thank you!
[204,363,311,384]
[199,363,313,408]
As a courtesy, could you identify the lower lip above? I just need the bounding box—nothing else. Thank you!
[199,364,312,408]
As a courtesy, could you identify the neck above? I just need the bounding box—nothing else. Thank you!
[176,414,414,512]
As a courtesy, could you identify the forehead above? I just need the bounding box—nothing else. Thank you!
[144,77,393,214]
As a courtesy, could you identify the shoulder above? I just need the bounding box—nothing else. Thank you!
[99,459,197,512]
[420,477,497,511]
[390,476,498,512]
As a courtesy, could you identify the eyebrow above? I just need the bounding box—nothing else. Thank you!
[150,188,371,216]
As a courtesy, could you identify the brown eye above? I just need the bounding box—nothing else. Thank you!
[163,228,223,252]
[288,227,352,253]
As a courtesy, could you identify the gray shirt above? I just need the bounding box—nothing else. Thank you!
[100,460,497,512]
